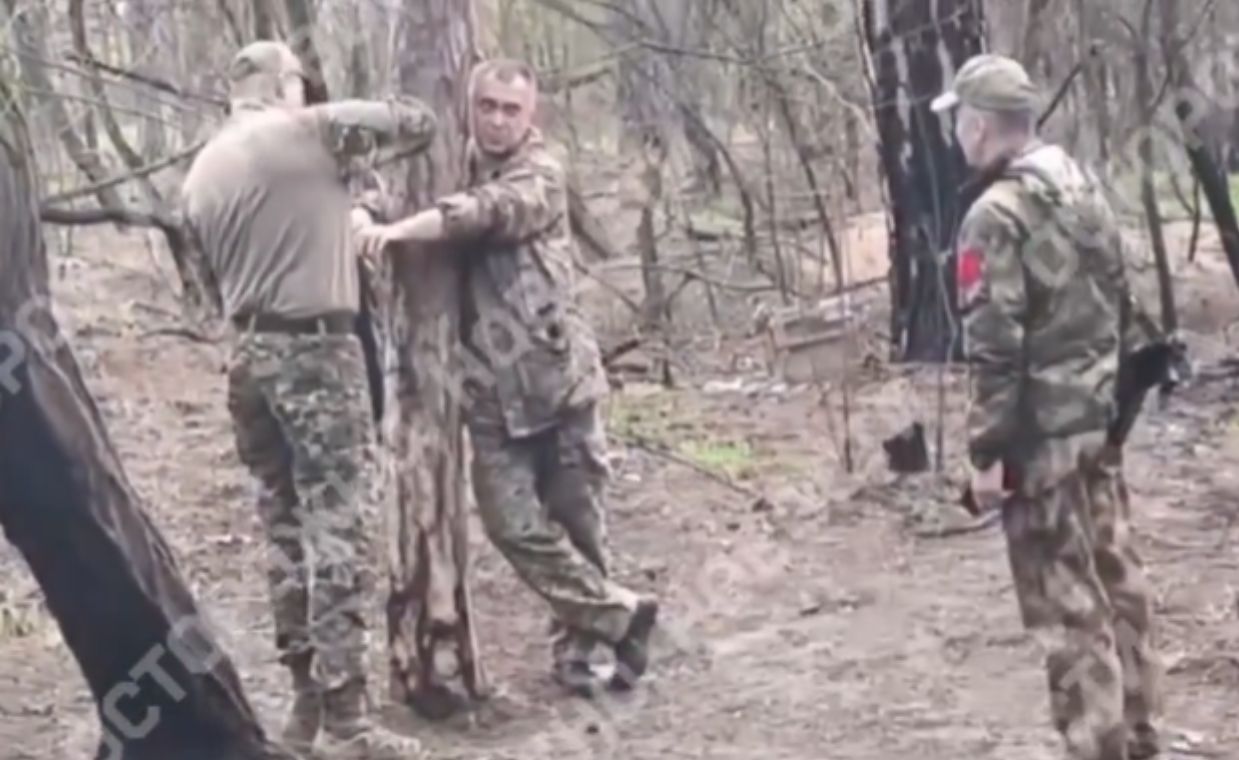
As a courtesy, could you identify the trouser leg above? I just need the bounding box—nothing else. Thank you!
[1002,470,1129,760]
[262,340,375,695]
[468,400,638,648]
[226,353,311,667]
[1084,445,1162,754]
[227,347,322,750]
[541,404,613,665]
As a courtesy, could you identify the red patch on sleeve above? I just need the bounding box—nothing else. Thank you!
[957,246,984,309]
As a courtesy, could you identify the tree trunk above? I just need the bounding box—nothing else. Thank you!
[1140,0,1174,332]
[252,0,279,39]
[862,0,986,361]
[1164,0,1239,292]
[1077,0,1110,163]
[373,0,489,719]
[6,0,128,214]
[283,0,330,104]
[637,133,670,331]
[1020,0,1053,73]
[614,0,677,381]
[0,84,289,760]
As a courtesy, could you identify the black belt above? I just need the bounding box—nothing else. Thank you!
[232,312,355,335]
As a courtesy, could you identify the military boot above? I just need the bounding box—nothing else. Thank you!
[319,680,423,760]
[1128,722,1161,759]
[609,598,659,691]
[552,623,602,698]
[282,655,322,756]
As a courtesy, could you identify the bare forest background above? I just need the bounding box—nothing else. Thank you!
[5,0,1239,368]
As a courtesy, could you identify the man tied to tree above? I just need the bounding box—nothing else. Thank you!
[358,58,660,698]
[933,55,1165,760]
[178,40,437,758]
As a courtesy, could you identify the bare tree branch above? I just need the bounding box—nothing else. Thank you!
[69,0,163,210]
[6,0,128,212]
[64,52,227,106]
[40,139,205,206]
[39,203,175,231]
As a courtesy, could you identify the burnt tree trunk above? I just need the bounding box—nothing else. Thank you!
[0,86,289,760]
[373,0,489,719]
[862,0,985,362]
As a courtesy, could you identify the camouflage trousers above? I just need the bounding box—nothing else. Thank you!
[466,394,639,663]
[1002,444,1162,760]
[226,331,377,692]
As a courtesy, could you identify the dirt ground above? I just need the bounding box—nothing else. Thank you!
[2,218,1239,760]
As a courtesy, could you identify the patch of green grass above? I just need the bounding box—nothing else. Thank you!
[607,392,680,443]
[677,438,757,480]
[607,388,803,482]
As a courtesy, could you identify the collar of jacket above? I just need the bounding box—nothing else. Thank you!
[465,127,544,183]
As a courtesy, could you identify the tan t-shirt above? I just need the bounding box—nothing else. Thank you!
[182,107,355,320]
[181,98,437,321]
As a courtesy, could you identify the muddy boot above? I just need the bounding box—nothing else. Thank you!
[282,655,322,756]
[1128,723,1161,759]
[609,598,659,691]
[320,680,423,760]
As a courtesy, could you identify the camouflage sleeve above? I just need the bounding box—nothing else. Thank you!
[959,203,1028,471]
[439,149,564,243]
[303,96,437,161]
[345,165,389,222]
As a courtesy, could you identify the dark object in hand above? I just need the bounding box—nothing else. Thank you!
[959,464,1020,516]
[1108,338,1189,447]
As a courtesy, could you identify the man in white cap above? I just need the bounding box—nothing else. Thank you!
[934,53,1165,760]
[181,40,436,758]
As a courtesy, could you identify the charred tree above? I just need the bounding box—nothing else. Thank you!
[0,87,289,760]
[371,0,489,719]
[861,0,986,361]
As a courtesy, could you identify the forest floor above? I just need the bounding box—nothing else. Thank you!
[2,216,1239,760]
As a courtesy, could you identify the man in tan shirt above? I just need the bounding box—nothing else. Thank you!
[180,40,436,758]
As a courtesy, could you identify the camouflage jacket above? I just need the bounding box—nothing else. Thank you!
[439,128,607,438]
[958,142,1161,482]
